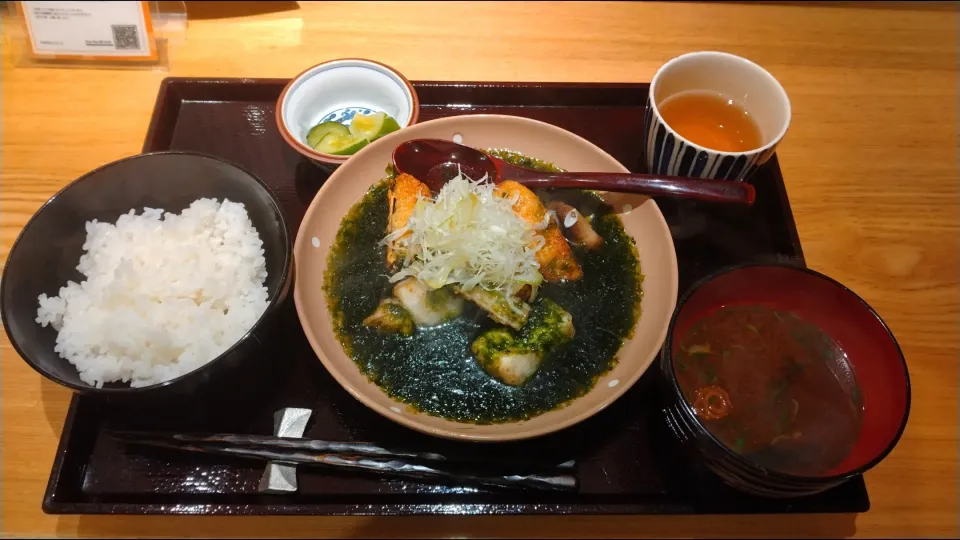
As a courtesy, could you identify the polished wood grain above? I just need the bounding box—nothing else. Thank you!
[2,1,956,538]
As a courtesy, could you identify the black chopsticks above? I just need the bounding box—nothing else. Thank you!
[112,431,578,492]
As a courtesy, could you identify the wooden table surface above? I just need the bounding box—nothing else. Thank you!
[1,1,957,538]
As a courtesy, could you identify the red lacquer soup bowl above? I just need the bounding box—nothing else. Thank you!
[658,263,910,498]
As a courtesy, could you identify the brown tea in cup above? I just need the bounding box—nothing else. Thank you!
[658,91,763,153]
[643,51,791,181]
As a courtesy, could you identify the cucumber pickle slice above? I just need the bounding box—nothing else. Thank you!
[306,112,402,156]
[306,121,349,149]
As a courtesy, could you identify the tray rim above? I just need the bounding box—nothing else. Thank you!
[41,77,853,517]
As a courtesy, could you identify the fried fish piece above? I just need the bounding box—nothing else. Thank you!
[497,181,583,282]
[386,173,431,268]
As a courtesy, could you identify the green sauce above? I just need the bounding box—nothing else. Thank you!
[322,153,643,424]
[485,148,565,173]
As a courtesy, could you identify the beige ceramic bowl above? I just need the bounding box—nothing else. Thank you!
[294,115,679,441]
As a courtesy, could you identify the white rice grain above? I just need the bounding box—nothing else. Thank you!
[35,198,269,388]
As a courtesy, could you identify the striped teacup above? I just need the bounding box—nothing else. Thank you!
[643,51,791,182]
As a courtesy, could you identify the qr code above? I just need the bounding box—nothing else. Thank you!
[111,24,140,50]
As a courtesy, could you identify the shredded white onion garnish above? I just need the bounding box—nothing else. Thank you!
[382,169,547,298]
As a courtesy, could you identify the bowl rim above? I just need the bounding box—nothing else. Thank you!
[660,261,912,481]
[0,150,294,394]
[275,58,421,164]
[293,113,679,441]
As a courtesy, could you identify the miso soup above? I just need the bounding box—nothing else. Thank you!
[675,305,863,476]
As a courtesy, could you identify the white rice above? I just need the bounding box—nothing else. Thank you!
[35,198,270,388]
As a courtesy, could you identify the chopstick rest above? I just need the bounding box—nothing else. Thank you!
[258,407,312,494]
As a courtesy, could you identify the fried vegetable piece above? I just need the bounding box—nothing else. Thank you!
[522,298,575,353]
[456,286,531,330]
[363,298,415,336]
[471,298,576,386]
[386,173,431,268]
[497,181,583,282]
[546,201,604,251]
[393,277,464,327]
[472,329,541,387]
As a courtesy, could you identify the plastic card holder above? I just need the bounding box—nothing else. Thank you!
[6,1,186,70]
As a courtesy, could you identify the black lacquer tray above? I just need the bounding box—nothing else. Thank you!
[41,78,869,516]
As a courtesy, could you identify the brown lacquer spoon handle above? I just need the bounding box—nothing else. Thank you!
[501,165,756,205]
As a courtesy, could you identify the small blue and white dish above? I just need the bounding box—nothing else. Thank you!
[276,58,420,172]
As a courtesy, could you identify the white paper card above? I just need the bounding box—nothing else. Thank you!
[21,1,155,59]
